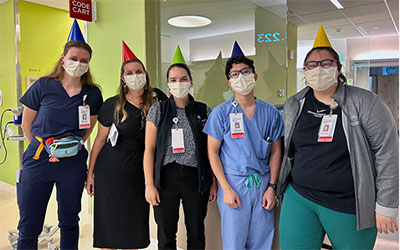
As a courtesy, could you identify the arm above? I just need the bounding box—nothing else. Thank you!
[208,135,241,208]
[85,122,109,195]
[21,106,38,144]
[262,138,282,210]
[143,121,160,206]
[363,96,398,233]
[82,115,98,142]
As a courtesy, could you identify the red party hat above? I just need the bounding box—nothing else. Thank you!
[122,41,137,62]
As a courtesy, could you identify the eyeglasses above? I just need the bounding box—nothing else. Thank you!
[228,67,253,79]
[304,59,337,70]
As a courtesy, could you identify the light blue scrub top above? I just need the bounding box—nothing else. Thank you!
[203,98,284,176]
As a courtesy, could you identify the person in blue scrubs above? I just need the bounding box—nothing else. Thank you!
[203,55,284,249]
[18,40,103,250]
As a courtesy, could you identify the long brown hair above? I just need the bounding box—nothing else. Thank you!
[44,41,98,87]
[114,59,156,124]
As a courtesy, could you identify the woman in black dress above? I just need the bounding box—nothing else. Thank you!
[86,57,166,250]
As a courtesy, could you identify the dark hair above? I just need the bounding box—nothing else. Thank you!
[45,40,97,87]
[304,47,347,84]
[115,58,155,123]
[225,55,255,80]
[166,63,193,81]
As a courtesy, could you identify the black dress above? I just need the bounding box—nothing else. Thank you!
[93,96,149,249]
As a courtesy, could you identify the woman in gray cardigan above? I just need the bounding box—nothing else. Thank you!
[277,27,398,250]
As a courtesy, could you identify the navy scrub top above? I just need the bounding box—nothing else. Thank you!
[20,77,103,139]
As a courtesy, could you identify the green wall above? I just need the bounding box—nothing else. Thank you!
[287,22,298,97]
[88,0,147,100]
[0,0,18,185]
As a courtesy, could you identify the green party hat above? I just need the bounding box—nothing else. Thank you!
[172,45,186,64]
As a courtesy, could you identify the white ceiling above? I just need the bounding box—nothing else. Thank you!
[6,0,399,41]
[160,0,398,41]
[289,0,399,40]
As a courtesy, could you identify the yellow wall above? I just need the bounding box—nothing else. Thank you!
[20,1,84,91]
[0,1,80,185]
[0,0,18,185]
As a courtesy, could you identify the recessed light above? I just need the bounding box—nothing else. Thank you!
[168,15,212,28]
[374,26,379,30]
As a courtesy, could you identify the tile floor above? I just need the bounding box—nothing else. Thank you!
[0,182,398,250]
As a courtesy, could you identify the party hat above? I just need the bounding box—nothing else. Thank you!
[231,41,245,57]
[67,19,85,42]
[122,41,138,62]
[172,45,186,64]
[313,26,332,48]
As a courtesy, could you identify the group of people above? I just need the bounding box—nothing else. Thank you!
[16,21,398,250]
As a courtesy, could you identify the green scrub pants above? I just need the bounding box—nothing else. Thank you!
[280,184,377,250]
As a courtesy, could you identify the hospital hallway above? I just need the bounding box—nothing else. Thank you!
[0,181,398,250]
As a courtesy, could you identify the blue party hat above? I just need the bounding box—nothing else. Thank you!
[231,41,244,57]
[67,19,85,42]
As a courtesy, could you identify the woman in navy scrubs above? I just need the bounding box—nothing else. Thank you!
[18,40,103,250]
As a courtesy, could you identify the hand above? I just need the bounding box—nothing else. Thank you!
[86,174,94,196]
[224,188,241,208]
[209,178,218,202]
[376,213,398,234]
[262,187,276,210]
[48,155,60,162]
[145,184,160,206]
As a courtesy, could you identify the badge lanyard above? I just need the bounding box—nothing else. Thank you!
[317,101,338,142]
[79,94,90,129]
[171,117,184,153]
[230,100,245,138]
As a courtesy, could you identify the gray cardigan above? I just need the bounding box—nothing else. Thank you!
[277,83,399,230]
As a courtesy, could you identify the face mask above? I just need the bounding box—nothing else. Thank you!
[304,67,338,91]
[63,59,89,78]
[124,74,147,91]
[229,73,256,95]
[168,81,191,99]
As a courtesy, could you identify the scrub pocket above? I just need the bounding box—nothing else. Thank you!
[256,139,272,160]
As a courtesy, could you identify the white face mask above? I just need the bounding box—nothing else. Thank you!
[124,74,147,91]
[229,73,256,95]
[63,59,89,78]
[168,81,191,99]
[304,66,338,91]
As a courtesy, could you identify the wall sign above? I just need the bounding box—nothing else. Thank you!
[257,32,287,43]
[69,0,92,22]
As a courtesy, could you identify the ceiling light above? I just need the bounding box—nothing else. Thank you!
[168,15,212,28]
[330,0,344,9]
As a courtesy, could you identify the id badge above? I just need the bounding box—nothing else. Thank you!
[317,114,337,142]
[230,113,245,138]
[171,128,185,153]
[79,105,90,129]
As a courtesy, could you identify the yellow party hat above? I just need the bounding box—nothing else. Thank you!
[313,26,332,48]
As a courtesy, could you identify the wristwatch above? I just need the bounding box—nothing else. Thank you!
[267,183,277,191]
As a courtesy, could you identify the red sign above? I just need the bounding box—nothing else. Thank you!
[69,0,92,22]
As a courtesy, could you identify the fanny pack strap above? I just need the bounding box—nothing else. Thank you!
[33,136,45,160]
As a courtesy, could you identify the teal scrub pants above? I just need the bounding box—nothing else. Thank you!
[280,184,377,250]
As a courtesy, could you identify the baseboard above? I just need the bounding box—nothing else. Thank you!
[0,181,16,194]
